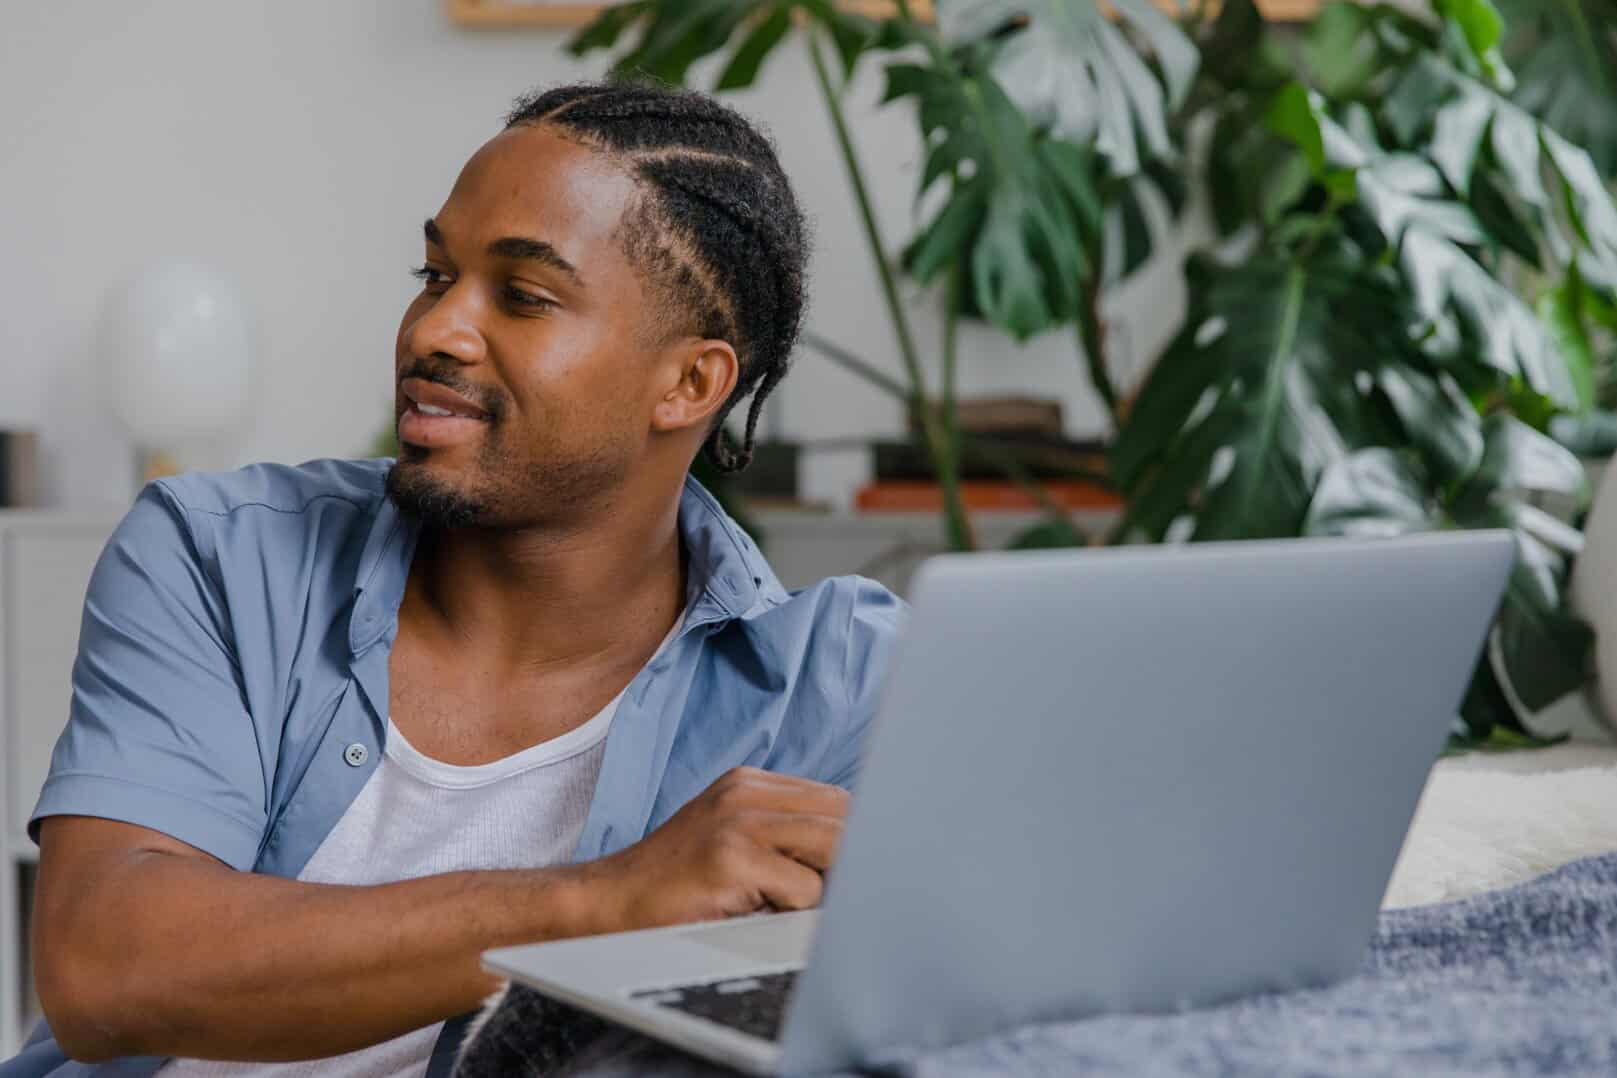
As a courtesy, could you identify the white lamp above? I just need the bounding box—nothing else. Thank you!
[99,260,255,484]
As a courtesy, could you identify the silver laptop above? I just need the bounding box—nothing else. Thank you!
[484,531,1516,1075]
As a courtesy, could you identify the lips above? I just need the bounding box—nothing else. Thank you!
[398,376,492,449]
[401,377,491,419]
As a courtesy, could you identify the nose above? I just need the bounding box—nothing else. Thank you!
[402,281,488,368]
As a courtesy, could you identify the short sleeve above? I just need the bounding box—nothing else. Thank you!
[825,577,906,790]
[28,483,267,869]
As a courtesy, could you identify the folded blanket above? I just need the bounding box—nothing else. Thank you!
[456,850,1617,1077]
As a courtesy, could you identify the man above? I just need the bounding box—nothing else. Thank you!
[5,82,903,1078]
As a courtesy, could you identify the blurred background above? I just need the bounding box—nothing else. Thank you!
[0,0,1160,512]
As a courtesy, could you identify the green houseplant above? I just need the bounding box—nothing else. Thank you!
[1116,0,1617,745]
[571,0,1617,748]
[1496,0,1617,445]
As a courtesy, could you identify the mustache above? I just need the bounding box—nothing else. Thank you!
[398,359,503,418]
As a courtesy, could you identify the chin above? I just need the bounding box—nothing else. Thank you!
[386,453,490,529]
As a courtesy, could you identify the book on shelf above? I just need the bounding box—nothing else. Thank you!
[855,480,1121,513]
[924,396,1065,437]
[873,436,1109,484]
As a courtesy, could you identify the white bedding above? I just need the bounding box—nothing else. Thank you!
[1383,741,1617,908]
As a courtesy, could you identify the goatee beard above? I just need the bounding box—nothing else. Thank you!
[386,456,488,529]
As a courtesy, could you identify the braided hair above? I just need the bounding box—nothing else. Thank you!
[505,82,809,473]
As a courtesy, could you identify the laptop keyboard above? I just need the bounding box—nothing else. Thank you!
[631,969,800,1042]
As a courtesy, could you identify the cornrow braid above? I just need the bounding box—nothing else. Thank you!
[505,81,809,472]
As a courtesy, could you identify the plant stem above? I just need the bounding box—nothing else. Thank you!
[1077,228,1118,426]
[803,324,1103,542]
[938,262,976,551]
[965,435,1093,541]
[800,330,911,399]
[804,30,925,396]
[805,27,973,550]
[804,329,1109,493]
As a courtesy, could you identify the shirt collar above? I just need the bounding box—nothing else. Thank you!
[348,471,787,658]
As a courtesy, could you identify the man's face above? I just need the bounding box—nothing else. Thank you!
[389,124,671,528]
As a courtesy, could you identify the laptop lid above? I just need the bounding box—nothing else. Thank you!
[778,531,1515,1074]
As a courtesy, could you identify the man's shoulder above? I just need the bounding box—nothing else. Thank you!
[153,457,391,519]
[123,459,394,593]
[743,572,907,671]
[770,573,905,625]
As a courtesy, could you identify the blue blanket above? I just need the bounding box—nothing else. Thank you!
[455,852,1617,1077]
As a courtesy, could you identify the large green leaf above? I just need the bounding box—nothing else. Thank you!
[1299,447,1434,538]
[1303,430,1592,739]
[888,62,1102,339]
[1537,268,1600,412]
[1399,230,1575,406]
[1435,0,1511,85]
[1494,0,1617,179]
[1193,4,1439,240]
[1194,0,1291,100]
[1113,247,1423,542]
[1265,83,1580,409]
[1267,95,1560,403]
[1450,424,1589,719]
[569,0,879,88]
[935,0,1197,178]
[1384,53,1617,289]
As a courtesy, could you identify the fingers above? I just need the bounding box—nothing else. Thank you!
[748,848,826,912]
[736,810,844,872]
[709,767,851,821]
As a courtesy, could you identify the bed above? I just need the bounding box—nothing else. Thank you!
[454,741,1617,1077]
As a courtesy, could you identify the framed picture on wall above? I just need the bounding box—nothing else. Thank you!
[446,0,935,28]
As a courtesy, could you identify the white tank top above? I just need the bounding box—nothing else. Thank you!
[159,614,683,1077]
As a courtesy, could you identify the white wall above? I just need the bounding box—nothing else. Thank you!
[1,0,1189,511]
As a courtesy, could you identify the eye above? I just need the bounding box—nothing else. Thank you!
[410,265,451,291]
[504,285,557,312]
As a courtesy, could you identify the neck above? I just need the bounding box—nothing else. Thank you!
[402,485,688,671]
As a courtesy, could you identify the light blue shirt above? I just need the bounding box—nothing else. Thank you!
[5,458,904,1078]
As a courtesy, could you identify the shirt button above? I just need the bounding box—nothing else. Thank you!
[343,743,369,767]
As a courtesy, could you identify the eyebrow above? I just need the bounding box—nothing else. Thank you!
[423,218,583,287]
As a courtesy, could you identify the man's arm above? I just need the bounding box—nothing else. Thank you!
[35,767,846,1063]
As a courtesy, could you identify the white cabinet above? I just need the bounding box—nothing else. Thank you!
[0,513,118,1059]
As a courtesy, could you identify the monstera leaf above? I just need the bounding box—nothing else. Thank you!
[1538,265,1611,412]
[569,0,888,88]
[935,0,1197,179]
[1494,0,1617,179]
[1262,83,1581,412]
[1111,245,1437,542]
[887,60,1103,339]
[1384,53,1617,291]
[1305,434,1590,743]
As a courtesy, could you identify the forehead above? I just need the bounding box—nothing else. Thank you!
[433,124,641,274]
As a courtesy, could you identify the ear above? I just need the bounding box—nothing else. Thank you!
[651,339,740,436]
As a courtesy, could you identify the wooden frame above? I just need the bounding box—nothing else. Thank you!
[447,0,1322,29]
[446,0,934,25]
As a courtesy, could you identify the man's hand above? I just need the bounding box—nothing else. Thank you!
[587,767,850,930]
